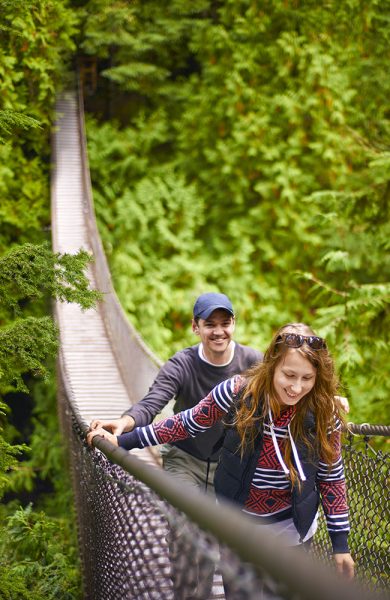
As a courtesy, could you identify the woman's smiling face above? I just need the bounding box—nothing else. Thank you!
[273,348,316,407]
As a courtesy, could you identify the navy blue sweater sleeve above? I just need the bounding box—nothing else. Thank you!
[117,429,145,450]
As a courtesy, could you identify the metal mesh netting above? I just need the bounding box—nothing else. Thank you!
[69,418,265,600]
[313,436,389,591]
[60,391,389,600]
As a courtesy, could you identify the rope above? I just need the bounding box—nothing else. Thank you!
[345,422,390,437]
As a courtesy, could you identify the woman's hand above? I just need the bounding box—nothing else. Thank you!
[86,427,119,447]
[333,553,355,580]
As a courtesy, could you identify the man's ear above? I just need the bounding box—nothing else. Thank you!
[192,319,200,335]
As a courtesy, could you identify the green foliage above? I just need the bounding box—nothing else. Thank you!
[0,242,102,314]
[83,0,390,428]
[0,241,94,593]
[0,142,50,247]
[0,565,38,600]
[5,370,67,497]
[0,435,27,499]
[0,110,41,143]
[0,504,81,599]
[86,130,208,350]
[0,0,78,249]
[0,317,58,393]
[0,2,86,596]
[0,0,78,121]
[0,372,82,598]
[0,243,101,393]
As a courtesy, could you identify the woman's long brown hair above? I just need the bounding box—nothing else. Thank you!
[233,323,344,488]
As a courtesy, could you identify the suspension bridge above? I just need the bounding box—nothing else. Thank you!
[51,87,389,600]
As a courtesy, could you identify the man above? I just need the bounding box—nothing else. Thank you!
[88,292,262,492]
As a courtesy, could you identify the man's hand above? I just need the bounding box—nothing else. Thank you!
[88,415,135,436]
[86,427,118,447]
[333,553,355,580]
[335,395,350,414]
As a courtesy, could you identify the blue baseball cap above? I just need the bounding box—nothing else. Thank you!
[193,293,235,320]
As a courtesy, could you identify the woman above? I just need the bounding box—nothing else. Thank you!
[87,323,355,583]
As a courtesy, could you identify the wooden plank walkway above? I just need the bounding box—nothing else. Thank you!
[51,91,157,469]
[52,92,130,423]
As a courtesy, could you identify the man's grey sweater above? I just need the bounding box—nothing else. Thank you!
[123,343,262,461]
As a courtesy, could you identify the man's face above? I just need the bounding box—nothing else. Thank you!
[192,309,235,360]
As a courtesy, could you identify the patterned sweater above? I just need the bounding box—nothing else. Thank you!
[118,375,350,549]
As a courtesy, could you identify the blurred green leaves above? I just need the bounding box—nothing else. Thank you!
[83,0,389,425]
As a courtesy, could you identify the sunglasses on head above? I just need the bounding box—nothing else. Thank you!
[276,333,327,350]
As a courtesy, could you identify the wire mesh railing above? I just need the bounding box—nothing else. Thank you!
[59,366,389,600]
[312,434,389,591]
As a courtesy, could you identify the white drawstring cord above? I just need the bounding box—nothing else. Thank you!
[288,423,306,481]
[268,408,290,477]
[268,407,307,482]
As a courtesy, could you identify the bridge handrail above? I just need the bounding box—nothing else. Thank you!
[345,422,390,437]
[86,428,385,600]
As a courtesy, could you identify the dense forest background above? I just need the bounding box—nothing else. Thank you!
[0,0,389,598]
[83,0,390,425]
